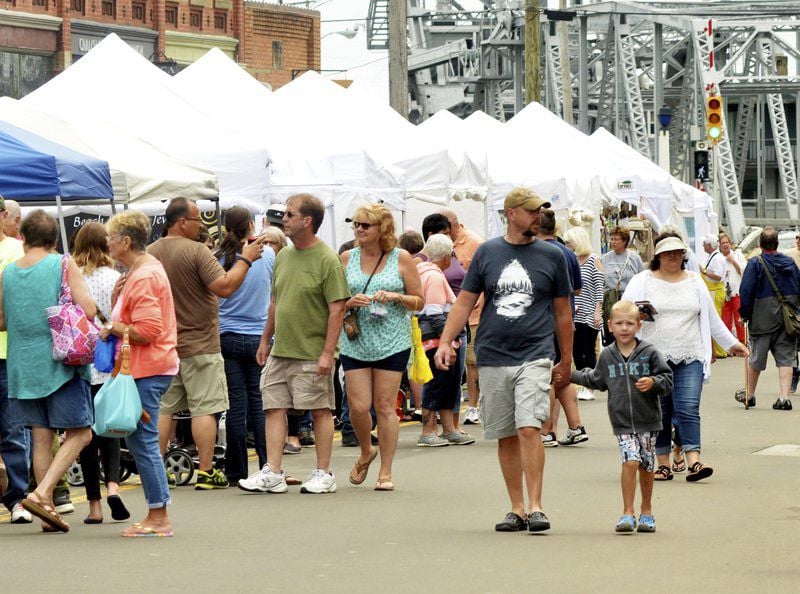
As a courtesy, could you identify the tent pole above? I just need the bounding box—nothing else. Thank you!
[215,198,222,240]
[55,195,69,254]
[110,198,117,215]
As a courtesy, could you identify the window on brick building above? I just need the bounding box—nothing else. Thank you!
[190,8,202,29]
[32,0,46,6]
[165,3,178,25]
[272,41,284,70]
[70,0,85,14]
[101,0,115,17]
[214,11,226,31]
[132,1,145,22]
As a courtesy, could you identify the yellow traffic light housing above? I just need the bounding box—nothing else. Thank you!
[706,96,723,142]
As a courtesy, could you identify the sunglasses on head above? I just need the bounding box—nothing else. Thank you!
[352,221,375,230]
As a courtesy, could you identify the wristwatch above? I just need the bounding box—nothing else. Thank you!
[104,321,114,331]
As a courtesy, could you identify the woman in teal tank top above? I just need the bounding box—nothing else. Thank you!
[339,204,423,492]
[0,210,97,532]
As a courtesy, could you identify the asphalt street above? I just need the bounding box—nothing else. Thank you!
[1,356,798,593]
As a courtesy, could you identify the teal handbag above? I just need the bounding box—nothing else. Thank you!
[92,329,143,438]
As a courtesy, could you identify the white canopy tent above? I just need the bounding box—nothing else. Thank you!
[22,34,269,210]
[588,128,717,254]
[0,97,218,204]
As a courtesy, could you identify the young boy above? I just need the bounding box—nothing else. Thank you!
[571,300,673,533]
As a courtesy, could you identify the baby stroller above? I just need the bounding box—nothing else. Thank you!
[69,412,226,488]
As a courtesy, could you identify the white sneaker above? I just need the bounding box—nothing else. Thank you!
[11,502,32,524]
[464,407,481,424]
[237,464,288,493]
[577,388,595,401]
[300,469,337,494]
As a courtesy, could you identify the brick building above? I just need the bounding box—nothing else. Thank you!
[0,0,319,98]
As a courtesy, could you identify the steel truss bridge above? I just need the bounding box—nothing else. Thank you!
[366,0,800,241]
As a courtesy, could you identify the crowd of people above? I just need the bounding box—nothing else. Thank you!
[0,186,795,537]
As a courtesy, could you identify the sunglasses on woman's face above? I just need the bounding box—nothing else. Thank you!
[352,221,375,230]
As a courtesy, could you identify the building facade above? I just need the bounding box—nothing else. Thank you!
[0,0,319,97]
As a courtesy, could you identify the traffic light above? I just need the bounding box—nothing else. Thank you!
[694,149,711,181]
[706,95,723,142]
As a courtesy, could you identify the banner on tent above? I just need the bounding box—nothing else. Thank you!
[60,210,220,251]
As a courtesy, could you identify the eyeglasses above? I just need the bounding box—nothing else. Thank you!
[352,221,375,230]
[264,240,279,246]
[183,217,201,222]
[285,210,301,219]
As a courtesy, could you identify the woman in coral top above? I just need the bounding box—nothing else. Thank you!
[99,210,179,538]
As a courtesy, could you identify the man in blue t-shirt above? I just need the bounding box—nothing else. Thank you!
[434,187,573,534]
[537,209,589,448]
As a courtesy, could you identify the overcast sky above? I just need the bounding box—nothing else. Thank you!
[317,0,489,103]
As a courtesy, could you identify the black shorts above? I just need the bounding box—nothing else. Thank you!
[340,348,411,373]
[421,349,461,411]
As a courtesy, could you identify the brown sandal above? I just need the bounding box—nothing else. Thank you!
[654,465,673,481]
[686,461,713,482]
[22,496,70,532]
[348,448,378,485]
[374,477,394,491]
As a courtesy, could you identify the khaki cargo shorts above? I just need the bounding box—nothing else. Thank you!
[160,353,229,417]
[478,358,552,439]
[260,355,334,411]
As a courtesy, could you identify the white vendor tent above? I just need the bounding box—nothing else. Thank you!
[171,50,403,212]
[0,97,218,204]
[22,34,269,209]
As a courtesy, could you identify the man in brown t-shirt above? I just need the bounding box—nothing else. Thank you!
[149,198,264,490]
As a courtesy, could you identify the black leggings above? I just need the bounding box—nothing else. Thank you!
[79,384,122,501]
[573,322,599,371]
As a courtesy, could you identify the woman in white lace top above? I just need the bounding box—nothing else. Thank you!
[623,233,747,483]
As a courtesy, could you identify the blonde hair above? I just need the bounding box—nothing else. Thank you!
[352,204,397,253]
[610,300,640,320]
[106,210,151,251]
[261,226,287,253]
[563,226,593,257]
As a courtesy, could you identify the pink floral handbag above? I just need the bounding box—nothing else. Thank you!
[45,255,99,366]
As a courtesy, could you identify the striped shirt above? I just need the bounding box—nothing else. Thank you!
[574,254,604,329]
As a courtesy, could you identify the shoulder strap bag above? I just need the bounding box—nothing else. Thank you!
[92,328,145,438]
[343,251,385,341]
[45,255,100,366]
[757,256,800,337]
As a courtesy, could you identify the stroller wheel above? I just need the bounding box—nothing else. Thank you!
[119,467,132,483]
[67,461,85,487]
[164,449,194,486]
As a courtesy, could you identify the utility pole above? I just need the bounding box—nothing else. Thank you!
[525,0,541,105]
[389,0,409,119]
[559,0,573,123]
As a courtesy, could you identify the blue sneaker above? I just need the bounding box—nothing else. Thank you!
[615,515,636,533]
[637,514,656,532]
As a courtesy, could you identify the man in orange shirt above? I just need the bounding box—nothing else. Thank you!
[439,208,484,425]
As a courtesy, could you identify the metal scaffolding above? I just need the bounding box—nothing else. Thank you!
[368,1,800,240]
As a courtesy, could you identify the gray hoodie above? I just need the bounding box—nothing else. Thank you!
[571,340,672,435]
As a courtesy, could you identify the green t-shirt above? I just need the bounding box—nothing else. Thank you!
[271,241,350,361]
[0,236,24,359]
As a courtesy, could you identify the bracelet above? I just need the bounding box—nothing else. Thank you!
[237,255,253,268]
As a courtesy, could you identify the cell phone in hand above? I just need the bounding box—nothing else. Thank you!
[635,300,658,322]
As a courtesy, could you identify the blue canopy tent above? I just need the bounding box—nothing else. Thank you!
[0,123,113,249]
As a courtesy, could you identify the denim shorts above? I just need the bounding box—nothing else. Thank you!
[14,374,93,430]
[616,432,657,472]
[340,348,411,373]
[421,348,461,411]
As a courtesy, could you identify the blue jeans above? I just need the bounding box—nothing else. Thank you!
[127,375,173,509]
[221,333,266,480]
[451,336,467,414]
[655,360,704,456]
[0,360,30,511]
